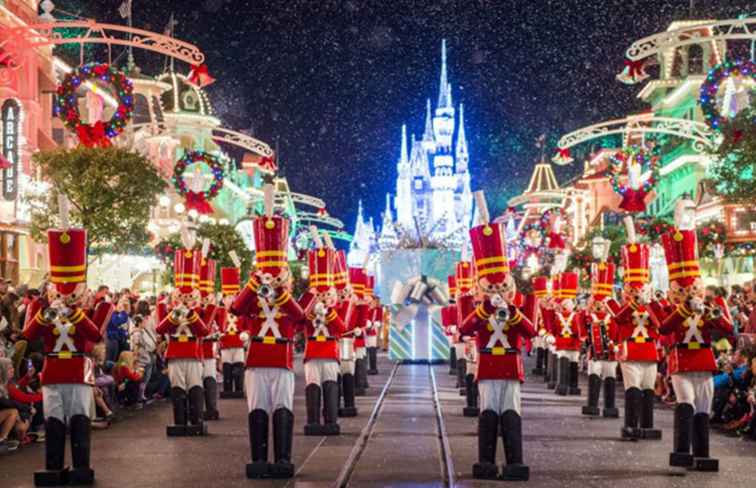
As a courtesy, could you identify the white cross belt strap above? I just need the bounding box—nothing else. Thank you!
[485,313,512,350]
[257,300,282,338]
[53,321,77,353]
[683,315,705,344]
[631,311,650,339]
[558,313,574,336]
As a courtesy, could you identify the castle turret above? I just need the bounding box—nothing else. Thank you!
[379,193,399,250]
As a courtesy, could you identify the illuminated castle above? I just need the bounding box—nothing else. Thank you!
[349,40,473,264]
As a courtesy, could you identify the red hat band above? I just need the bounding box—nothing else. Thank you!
[455,261,473,293]
[469,223,509,284]
[622,243,650,288]
[532,276,549,298]
[175,249,201,293]
[220,267,240,296]
[48,228,87,295]
[591,262,615,300]
[199,258,216,296]
[551,275,562,302]
[447,275,457,298]
[349,267,367,298]
[662,229,700,287]
[559,272,578,300]
[332,250,348,290]
[253,216,289,276]
[308,247,333,292]
[366,275,375,297]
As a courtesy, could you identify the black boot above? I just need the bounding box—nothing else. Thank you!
[322,380,341,435]
[68,415,94,485]
[500,410,530,481]
[186,385,207,436]
[472,410,499,479]
[232,363,245,397]
[220,363,233,398]
[568,361,581,395]
[691,413,718,471]
[34,417,69,486]
[640,388,661,440]
[621,387,642,440]
[532,347,545,375]
[555,357,570,396]
[368,347,379,375]
[582,374,601,416]
[167,387,188,436]
[203,377,220,421]
[457,358,466,392]
[338,373,358,417]
[246,410,269,479]
[357,358,370,390]
[602,377,619,418]
[270,408,295,478]
[448,346,457,375]
[304,383,323,436]
[669,403,694,467]
[546,353,557,388]
[463,374,479,417]
[354,359,366,396]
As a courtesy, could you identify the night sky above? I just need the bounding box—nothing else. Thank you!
[60,0,754,233]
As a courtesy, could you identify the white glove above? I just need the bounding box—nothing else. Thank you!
[490,294,505,308]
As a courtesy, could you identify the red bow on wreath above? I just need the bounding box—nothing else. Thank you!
[76,121,112,148]
[187,64,216,88]
[259,154,278,173]
[624,59,646,78]
[185,191,214,214]
[556,147,571,159]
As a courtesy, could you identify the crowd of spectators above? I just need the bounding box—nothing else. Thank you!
[0,281,173,454]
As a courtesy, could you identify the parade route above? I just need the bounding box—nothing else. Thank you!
[2,354,756,487]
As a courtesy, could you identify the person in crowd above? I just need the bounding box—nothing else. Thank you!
[130,301,158,403]
[92,344,115,422]
[9,357,44,442]
[0,357,23,451]
[106,297,132,362]
[113,351,143,407]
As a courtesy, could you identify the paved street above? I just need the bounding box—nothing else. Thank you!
[2,354,755,487]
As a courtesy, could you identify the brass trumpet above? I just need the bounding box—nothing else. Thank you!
[704,304,723,321]
[495,306,511,323]
[258,284,276,300]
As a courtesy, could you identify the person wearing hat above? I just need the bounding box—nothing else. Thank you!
[23,228,102,486]
[530,276,552,377]
[299,233,345,436]
[156,247,210,437]
[218,266,245,398]
[552,271,583,396]
[365,282,382,376]
[608,217,662,441]
[456,259,480,416]
[231,185,305,479]
[581,246,619,418]
[443,276,459,377]
[459,192,536,481]
[345,267,371,396]
[198,256,220,421]
[333,250,358,417]
[546,276,561,390]
[658,198,733,471]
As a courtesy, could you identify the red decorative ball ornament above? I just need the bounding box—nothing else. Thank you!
[608,146,659,214]
[54,63,134,147]
[172,151,225,215]
[699,60,756,132]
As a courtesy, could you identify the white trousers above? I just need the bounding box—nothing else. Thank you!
[340,359,356,375]
[355,347,366,359]
[245,368,294,413]
[671,372,714,414]
[220,348,245,364]
[532,336,545,349]
[304,359,340,386]
[479,379,521,415]
[366,335,378,348]
[453,343,466,358]
[43,384,95,422]
[588,360,618,379]
[202,358,217,379]
[168,359,203,390]
[620,361,657,390]
[556,350,580,362]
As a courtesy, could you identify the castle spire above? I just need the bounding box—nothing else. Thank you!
[437,39,452,109]
[384,192,393,219]
[422,98,433,142]
[400,124,408,165]
[455,103,469,171]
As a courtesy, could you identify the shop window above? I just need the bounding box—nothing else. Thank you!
[0,231,19,283]
[132,94,151,125]
[688,45,704,75]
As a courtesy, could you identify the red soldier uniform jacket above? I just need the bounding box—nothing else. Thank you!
[660,304,733,374]
[583,310,618,361]
[612,301,660,362]
[23,301,102,385]
[200,304,219,360]
[232,289,305,370]
[303,307,345,361]
[553,311,584,351]
[218,309,246,349]
[156,305,209,360]
[366,306,381,337]
[537,305,555,335]
[347,302,369,349]
[442,305,457,336]
[460,300,536,381]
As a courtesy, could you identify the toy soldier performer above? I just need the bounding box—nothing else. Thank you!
[366,280,382,376]
[219,264,245,398]
[608,217,662,441]
[24,227,102,486]
[457,259,480,416]
[347,266,370,396]
[530,276,551,376]
[334,250,358,417]
[553,272,583,396]
[300,228,345,435]
[581,253,619,418]
[460,192,535,481]
[231,184,305,479]
[199,254,220,420]
[659,199,732,471]
[156,245,210,437]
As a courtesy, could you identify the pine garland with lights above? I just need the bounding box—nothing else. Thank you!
[54,63,134,147]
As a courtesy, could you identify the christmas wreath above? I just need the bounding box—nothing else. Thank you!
[55,63,134,147]
[608,146,660,213]
[697,220,727,259]
[699,60,756,131]
[172,150,225,214]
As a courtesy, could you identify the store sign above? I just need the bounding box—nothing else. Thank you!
[2,100,20,201]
